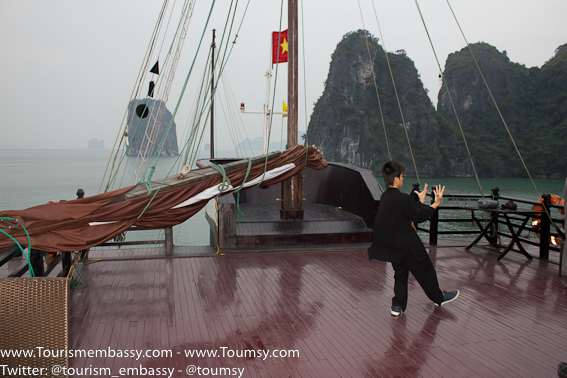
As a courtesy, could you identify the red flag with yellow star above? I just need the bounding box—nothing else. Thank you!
[272,30,288,64]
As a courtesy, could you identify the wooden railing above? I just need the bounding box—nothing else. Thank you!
[98,226,173,256]
[416,185,564,261]
[0,226,174,277]
[0,246,73,278]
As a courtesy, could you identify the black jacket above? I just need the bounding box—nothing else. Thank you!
[368,187,434,263]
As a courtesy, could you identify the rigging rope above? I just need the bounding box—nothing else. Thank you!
[103,0,197,195]
[367,0,420,184]
[143,0,215,174]
[135,0,218,220]
[252,0,285,187]
[221,74,255,156]
[300,0,310,197]
[444,0,540,197]
[139,0,197,181]
[444,0,564,234]
[413,0,483,197]
[356,0,391,161]
[136,0,257,221]
[100,0,172,194]
[177,0,252,171]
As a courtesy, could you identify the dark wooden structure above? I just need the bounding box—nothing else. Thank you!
[281,0,303,221]
[207,162,383,251]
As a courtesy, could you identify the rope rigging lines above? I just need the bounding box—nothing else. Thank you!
[443,0,539,195]
[443,0,563,233]
[356,0,390,161]
[358,0,422,185]
[360,0,559,235]
[100,0,174,194]
[359,0,506,196]
[134,0,258,224]
[413,0,484,197]
[352,0,567,249]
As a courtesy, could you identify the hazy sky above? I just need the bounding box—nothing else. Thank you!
[1,0,566,152]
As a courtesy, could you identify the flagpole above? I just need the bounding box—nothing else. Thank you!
[280,0,304,220]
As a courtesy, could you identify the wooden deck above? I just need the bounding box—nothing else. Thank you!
[68,239,567,377]
[229,203,373,249]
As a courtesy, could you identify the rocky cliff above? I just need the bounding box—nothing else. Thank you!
[308,30,567,178]
[307,30,453,177]
[126,98,179,157]
[438,42,567,178]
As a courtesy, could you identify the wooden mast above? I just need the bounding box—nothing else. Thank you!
[210,29,216,159]
[280,0,304,220]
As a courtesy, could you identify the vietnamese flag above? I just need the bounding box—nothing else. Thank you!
[272,30,288,64]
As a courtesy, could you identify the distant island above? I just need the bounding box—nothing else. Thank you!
[234,130,305,152]
[126,99,179,157]
[88,139,105,149]
[307,30,567,178]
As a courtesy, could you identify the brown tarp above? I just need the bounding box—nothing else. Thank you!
[0,145,327,253]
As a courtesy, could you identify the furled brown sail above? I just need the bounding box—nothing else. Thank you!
[0,145,326,253]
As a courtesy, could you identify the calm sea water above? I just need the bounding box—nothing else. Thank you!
[0,149,211,246]
[1,149,565,245]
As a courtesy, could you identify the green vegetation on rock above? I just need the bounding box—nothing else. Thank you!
[308,31,567,178]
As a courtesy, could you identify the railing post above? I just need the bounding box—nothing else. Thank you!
[429,190,438,246]
[60,252,71,277]
[539,193,551,260]
[488,187,500,245]
[79,249,89,261]
[218,196,237,249]
[411,182,420,203]
[30,249,45,277]
[165,227,173,256]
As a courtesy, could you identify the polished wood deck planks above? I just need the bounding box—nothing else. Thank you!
[68,241,567,377]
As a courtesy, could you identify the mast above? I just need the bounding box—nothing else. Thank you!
[263,60,273,154]
[280,0,304,220]
[210,29,216,159]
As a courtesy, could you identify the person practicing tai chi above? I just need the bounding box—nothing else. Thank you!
[369,161,459,316]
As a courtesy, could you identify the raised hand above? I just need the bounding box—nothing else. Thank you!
[432,185,446,206]
[415,183,429,204]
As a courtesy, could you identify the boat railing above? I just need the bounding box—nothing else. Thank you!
[0,245,74,278]
[0,226,174,278]
[418,187,564,261]
[97,226,174,256]
[417,192,486,241]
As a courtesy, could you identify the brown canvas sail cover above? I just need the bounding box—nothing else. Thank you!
[0,146,327,253]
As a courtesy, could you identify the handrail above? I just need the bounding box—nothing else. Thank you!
[418,188,564,260]
[98,226,174,256]
[1,225,175,278]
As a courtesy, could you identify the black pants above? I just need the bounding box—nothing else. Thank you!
[391,250,444,311]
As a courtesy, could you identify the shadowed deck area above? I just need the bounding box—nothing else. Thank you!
[236,203,370,235]
[68,239,567,377]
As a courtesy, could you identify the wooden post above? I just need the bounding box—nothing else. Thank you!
[210,29,216,159]
[218,198,237,248]
[489,186,500,245]
[165,227,174,256]
[60,252,71,277]
[30,249,45,277]
[281,0,304,220]
[429,194,439,246]
[539,193,551,260]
